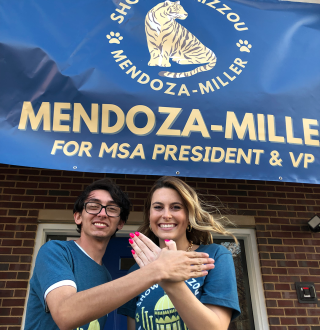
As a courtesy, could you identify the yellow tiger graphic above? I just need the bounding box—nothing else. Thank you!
[145,0,217,78]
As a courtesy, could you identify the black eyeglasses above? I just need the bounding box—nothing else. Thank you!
[84,202,121,217]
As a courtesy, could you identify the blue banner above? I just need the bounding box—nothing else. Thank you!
[0,0,320,183]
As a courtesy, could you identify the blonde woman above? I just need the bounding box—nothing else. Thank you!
[118,176,240,330]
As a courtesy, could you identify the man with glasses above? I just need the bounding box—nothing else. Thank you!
[24,178,214,330]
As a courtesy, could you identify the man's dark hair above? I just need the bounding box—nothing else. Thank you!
[73,178,131,233]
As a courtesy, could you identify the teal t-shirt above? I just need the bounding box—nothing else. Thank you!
[118,244,241,329]
[25,240,111,330]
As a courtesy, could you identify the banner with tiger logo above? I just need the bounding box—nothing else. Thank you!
[0,0,320,183]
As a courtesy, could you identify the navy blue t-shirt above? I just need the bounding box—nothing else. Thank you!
[118,244,240,329]
[25,240,112,330]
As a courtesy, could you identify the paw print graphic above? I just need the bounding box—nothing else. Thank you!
[106,32,123,44]
[236,40,252,53]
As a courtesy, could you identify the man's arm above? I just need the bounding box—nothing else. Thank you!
[46,248,214,330]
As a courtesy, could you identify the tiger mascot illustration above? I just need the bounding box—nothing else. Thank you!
[145,1,217,78]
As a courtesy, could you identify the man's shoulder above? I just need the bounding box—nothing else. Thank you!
[36,240,76,263]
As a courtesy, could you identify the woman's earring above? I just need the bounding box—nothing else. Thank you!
[187,223,192,232]
[149,224,153,232]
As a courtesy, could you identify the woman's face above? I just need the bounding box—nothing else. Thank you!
[149,187,189,244]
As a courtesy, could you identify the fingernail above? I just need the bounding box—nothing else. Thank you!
[131,249,135,255]
[164,239,170,242]
[129,233,134,238]
[135,232,140,236]
[129,239,133,244]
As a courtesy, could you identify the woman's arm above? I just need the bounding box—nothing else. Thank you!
[161,281,232,330]
[127,316,135,330]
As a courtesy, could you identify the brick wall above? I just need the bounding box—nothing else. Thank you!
[0,163,319,330]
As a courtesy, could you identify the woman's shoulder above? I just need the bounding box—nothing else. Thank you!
[196,242,232,258]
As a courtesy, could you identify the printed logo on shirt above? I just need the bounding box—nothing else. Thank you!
[76,319,100,330]
[136,278,201,330]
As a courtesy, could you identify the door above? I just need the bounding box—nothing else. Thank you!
[102,237,135,330]
[46,235,255,330]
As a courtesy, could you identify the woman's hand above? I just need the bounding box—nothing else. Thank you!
[129,233,180,267]
[128,232,162,267]
[129,234,215,278]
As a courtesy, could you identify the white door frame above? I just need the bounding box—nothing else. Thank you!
[22,224,269,330]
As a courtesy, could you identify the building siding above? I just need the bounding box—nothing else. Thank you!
[0,163,319,330]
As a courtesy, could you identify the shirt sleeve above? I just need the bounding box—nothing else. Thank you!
[200,247,241,321]
[32,241,77,310]
[117,264,139,319]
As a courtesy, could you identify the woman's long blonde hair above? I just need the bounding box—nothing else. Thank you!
[138,176,238,245]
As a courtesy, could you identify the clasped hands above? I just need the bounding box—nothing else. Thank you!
[129,232,215,282]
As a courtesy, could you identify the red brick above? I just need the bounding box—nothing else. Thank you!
[0,317,21,325]
[265,292,282,299]
[9,264,30,271]
[0,290,14,297]
[304,240,320,246]
[275,284,291,290]
[6,281,28,289]
[26,225,37,231]
[275,246,294,253]
[283,239,303,245]
[309,268,320,275]
[0,202,21,209]
[271,218,290,224]
[14,232,35,239]
[287,268,309,275]
[298,261,319,267]
[266,300,277,307]
[278,300,294,307]
[292,233,312,238]
[268,308,285,315]
[306,254,320,260]
[307,309,320,316]
[286,254,306,260]
[267,225,281,230]
[17,218,37,224]
[0,308,11,316]
[0,256,18,263]
[12,248,33,255]
[296,247,315,253]
[0,233,14,239]
[263,275,279,282]
[0,247,12,254]
[280,318,297,325]
[284,308,307,316]
[2,189,25,195]
[1,240,22,247]
[297,318,319,325]
[278,261,298,268]
[13,290,26,297]
[261,260,277,267]
[4,225,25,231]
[279,276,300,283]
[2,299,25,307]
[269,317,280,325]
[301,276,320,283]
[0,273,16,280]
[0,218,16,225]
[273,268,288,275]
[11,308,23,316]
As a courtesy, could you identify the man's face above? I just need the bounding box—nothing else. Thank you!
[74,189,124,241]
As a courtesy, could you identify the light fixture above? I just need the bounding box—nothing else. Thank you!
[308,215,320,232]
